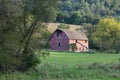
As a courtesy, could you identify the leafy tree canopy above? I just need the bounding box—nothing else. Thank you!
[92,18,120,53]
[0,0,58,71]
[56,0,120,25]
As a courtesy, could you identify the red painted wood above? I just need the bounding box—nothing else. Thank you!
[50,30,69,51]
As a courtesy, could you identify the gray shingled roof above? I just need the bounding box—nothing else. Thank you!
[57,29,88,40]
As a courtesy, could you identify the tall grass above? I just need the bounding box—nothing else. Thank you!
[0,72,33,80]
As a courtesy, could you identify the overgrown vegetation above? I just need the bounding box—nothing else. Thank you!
[0,0,57,71]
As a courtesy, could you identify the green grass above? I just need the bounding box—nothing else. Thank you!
[41,52,120,66]
[0,52,120,80]
[37,52,120,80]
[0,72,33,80]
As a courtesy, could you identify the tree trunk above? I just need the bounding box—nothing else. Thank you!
[18,17,39,55]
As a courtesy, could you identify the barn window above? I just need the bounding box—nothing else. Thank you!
[76,40,77,43]
[57,32,59,37]
[58,42,61,47]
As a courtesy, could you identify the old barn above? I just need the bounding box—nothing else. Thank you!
[49,29,89,52]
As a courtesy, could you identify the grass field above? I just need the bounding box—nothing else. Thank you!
[38,52,120,80]
[41,52,120,66]
[0,52,120,80]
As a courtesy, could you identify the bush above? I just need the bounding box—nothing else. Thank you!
[17,48,40,71]
[0,47,40,72]
[69,43,77,51]
[0,46,21,72]
[58,23,69,29]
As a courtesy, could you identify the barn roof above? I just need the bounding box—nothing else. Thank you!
[57,29,88,40]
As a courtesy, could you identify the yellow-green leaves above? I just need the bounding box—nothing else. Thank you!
[92,18,120,52]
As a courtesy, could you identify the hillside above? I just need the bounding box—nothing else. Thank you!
[47,23,83,32]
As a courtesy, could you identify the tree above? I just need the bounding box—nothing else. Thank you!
[92,18,120,53]
[82,23,97,49]
[0,0,58,71]
[70,43,77,52]
[56,0,120,25]
[58,23,70,29]
[111,22,120,53]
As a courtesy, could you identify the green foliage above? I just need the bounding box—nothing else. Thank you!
[0,0,58,71]
[58,23,70,29]
[18,48,40,71]
[92,18,120,52]
[81,23,99,49]
[69,43,76,51]
[56,0,120,25]
[30,24,52,49]
[0,47,40,71]
[0,46,21,71]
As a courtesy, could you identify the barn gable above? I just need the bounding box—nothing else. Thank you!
[49,29,89,52]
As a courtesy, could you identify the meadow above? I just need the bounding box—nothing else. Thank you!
[0,52,120,80]
[41,52,120,66]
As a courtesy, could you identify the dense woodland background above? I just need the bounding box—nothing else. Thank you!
[56,0,120,24]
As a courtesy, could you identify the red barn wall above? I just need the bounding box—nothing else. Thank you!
[50,30,69,51]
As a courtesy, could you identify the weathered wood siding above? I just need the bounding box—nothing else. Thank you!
[50,30,69,51]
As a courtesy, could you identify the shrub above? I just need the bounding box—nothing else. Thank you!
[0,46,21,72]
[58,23,69,29]
[0,47,40,72]
[17,48,40,71]
[69,43,77,51]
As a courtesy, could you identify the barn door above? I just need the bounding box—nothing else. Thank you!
[58,42,61,50]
